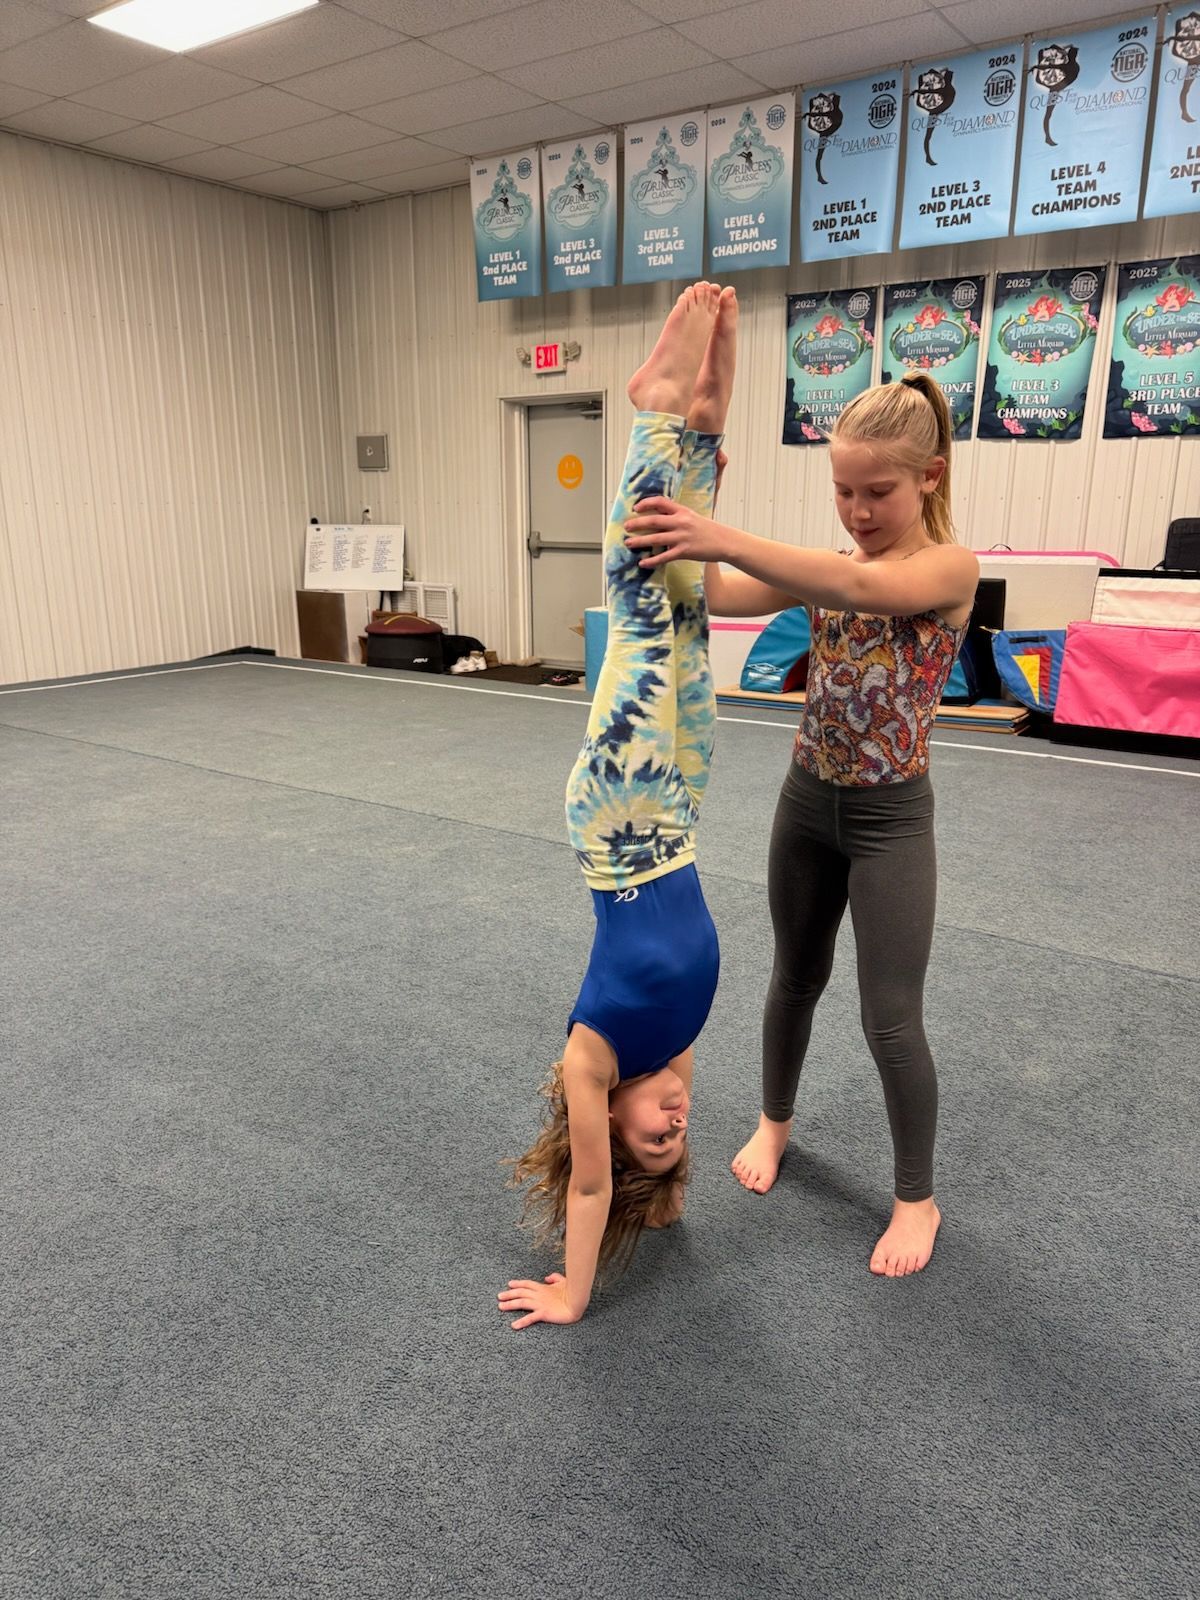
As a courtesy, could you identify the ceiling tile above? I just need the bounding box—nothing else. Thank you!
[0,17,159,96]
[161,148,285,182]
[72,57,255,120]
[338,0,528,34]
[158,86,331,142]
[279,39,476,109]
[236,112,399,163]
[87,125,214,163]
[0,83,54,118]
[733,11,968,88]
[306,135,458,180]
[677,0,925,54]
[0,4,62,51]
[188,6,405,83]
[368,158,468,193]
[299,180,382,207]
[235,165,334,196]
[427,0,658,71]
[498,28,714,98]
[937,0,1135,46]
[561,61,768,127]
[360,75,540,135]
[2,98,137,142]
[632,0,736,17]
[24,0,95,14]
[432,104,594,156]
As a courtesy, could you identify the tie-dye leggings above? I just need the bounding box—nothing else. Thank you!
[565,410,720,892]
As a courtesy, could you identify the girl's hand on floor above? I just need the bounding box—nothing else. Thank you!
[625,498,732,566]
[498,1272,583,1330]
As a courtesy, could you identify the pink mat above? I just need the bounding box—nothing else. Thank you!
[1054,622,1200,738]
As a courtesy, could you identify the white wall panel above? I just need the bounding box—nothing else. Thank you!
[331,189,1200,659]
[0,131,340,684]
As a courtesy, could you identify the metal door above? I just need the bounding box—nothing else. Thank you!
[527,400,604,666]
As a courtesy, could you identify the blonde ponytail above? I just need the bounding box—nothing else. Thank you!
[831,374,957,544]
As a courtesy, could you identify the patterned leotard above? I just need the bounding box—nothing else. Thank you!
[796,606,968,786]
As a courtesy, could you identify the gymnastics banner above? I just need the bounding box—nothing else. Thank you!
[798,71,901,262]
[622,112,706,285]
[1143,8,1200,220]
[542,134,617,293]
[1014,16,1154,236]
[899,47,1020,248]
[706,94,794,273]
[782,287,877,445]
[471,149,542,301]
[881,278,985,441]
[1104,256,1200,438]
[977,266,1107,440]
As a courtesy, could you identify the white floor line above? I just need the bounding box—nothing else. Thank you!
[3,657,1197,781]
[0,662,237,695]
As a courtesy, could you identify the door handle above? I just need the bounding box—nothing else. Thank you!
[527,530,603,558]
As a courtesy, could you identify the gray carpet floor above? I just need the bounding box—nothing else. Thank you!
[2,659,1196,1600]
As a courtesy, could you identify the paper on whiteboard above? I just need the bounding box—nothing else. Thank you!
[303,524,405,591]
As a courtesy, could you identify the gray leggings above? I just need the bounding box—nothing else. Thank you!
[763,760,938,1201]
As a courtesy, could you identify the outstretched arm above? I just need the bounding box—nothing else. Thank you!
[703,453,800,617]
[499,1049,612,1329]
[627,499,978,617]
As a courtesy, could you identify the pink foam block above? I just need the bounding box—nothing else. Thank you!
[1054,622,1200,738]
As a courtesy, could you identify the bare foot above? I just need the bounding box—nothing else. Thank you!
[627,282,719,418]
[869,1197,941,1277]
[688,284,738,434]
[731,1113,792,1193]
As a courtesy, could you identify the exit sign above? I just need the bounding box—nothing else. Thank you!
[534,342,566,374]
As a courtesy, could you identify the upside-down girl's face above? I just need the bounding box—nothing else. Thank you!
[830,439,942,556]
[609,1067,690,1173]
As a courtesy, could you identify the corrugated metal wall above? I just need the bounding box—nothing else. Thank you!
[330,192,1200,658]
[0,131,339,684]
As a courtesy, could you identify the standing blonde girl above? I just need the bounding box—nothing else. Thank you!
[625,374,978,1277]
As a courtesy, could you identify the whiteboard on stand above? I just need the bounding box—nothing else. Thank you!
[303,524,405,591]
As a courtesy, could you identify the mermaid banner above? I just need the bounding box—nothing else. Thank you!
[1014,16,1154,236]
[1104,257,1200,438]
[782,287,877,445]
[798,71,902,262]
[899,47,1020,248]
[622,112,707,285]
[542,133,617,293]
[705,94,794,272]
[977,266,1107,440]
[1143,8,1200,220]
[470,148,542,301]
[881,279,985,440]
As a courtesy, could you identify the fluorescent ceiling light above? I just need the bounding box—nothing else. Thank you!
[89,0,319,53]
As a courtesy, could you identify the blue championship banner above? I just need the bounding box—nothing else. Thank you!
[706,94,794,272]
[977,266,1107,440]
[1105,256,1200,438]
[881,278,985,440]
[1014,16,1154,235]
[900,47,1020,248]
[799,72,901,262]
[782,287,877,445]
[542,134,617,292]
[622,113,707,285]
[1144,8,1200,220]
[471,149,542,301]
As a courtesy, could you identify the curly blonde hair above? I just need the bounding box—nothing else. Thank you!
[508,1062,690,1276]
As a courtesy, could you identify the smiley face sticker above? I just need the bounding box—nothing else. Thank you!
[557,453,584,490]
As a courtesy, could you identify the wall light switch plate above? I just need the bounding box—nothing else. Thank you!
[357,434,388,470]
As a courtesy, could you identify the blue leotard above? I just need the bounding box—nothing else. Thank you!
[568,864,719,1080]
